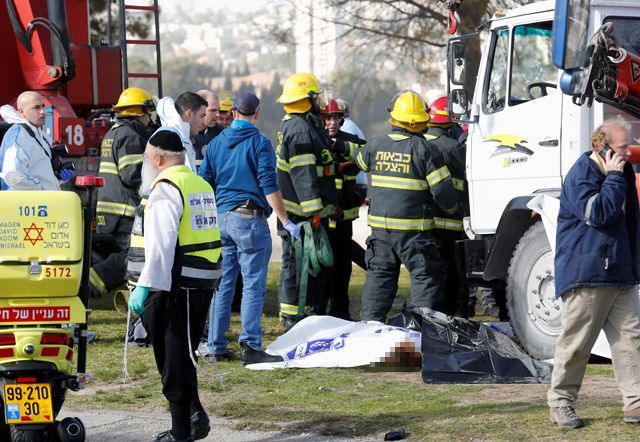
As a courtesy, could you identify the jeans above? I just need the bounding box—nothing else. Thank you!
[208,211,272,353]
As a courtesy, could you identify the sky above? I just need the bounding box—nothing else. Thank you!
[160,0,268,14]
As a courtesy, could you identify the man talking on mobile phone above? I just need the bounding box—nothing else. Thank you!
[548,116,640,428]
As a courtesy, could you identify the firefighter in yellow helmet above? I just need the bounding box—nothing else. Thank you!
[90,87,155,298]
[217,97,234,128]
[354,90,458,322]
[276,73,337,331]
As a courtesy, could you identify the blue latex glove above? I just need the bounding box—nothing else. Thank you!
[129,286,150,316]
[59,168,75,182]
[283,220,301,240]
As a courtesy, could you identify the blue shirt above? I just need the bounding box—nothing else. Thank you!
[198,119,279,215]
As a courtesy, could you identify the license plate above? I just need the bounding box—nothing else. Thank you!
[3,384,53,424]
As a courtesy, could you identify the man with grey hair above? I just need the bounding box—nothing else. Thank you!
[194,90,223,163]
[548,116,640,428]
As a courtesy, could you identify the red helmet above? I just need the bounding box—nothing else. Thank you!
[320,98,345,116]
[428,96,451,124]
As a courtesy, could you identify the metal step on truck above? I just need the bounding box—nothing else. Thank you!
[445,0,640,360]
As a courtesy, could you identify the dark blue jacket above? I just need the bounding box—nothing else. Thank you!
[198,120,278,215]
[555,152,640,297]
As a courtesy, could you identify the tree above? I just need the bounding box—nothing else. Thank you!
[292,0,535,94]
[89,0,150,46]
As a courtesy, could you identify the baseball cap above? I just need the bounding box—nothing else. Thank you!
[232,92,260,116]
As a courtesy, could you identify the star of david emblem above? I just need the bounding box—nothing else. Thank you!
[23,223,44,245]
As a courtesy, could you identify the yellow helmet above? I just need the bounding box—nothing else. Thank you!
[113,87,154,116]
[219,98,233,113]
[277,73,321,104]
[388,91,430,125]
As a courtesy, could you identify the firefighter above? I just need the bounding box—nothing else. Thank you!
[320,98,365,320]
[276,72,337,331]
[425,96,469,318]
[91,87,154,298]
[355,91,458,322]
[217,98,234,128]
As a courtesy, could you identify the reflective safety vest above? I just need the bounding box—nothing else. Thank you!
[425,126,468,232]
[127,165,222,290]
[355,127,458,232]
[126,194,148,286]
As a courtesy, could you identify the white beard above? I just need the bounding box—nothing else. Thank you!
[139,161,160,197]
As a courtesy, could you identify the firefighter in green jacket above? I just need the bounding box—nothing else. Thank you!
[356,91,458,322]
[424,96,470,318]
[276,72,337,331]
[320,98,365,320]
[91,87,155,298]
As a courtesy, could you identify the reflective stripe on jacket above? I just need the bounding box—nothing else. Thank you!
[96,118,148,233]
[276,113,337,219]
[425,126,468,232]
[356,126,458,232]
[333,130,365,221]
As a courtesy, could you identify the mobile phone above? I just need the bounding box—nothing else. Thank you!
[598,144,613,160]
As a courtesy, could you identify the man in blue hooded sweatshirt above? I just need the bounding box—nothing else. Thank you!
[199,92,300,365]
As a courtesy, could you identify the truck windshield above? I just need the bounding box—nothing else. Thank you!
[509,22,556,106]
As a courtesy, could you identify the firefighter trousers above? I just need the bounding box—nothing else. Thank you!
[328,220,353,319]
[360,229,444,322]
[90,216,134,297]
[434,229,469,318]
[278,224,330,319]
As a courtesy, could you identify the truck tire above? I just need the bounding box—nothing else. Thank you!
[506,221,561,359]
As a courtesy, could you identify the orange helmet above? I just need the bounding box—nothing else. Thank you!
[320,98,345,116]
[428,96,451,124]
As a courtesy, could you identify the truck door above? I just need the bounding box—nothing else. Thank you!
[468,15,562,234]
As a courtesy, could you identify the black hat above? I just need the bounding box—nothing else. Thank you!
[148,129,185,152]
[232,92,260,116]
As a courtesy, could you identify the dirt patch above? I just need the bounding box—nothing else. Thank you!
[456,374,619,406]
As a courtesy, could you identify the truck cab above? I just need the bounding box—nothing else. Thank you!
[448,0,640,359]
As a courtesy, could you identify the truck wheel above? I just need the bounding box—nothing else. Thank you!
[506,221,561,359]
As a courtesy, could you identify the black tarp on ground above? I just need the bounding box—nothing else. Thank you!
[390,304,552,384]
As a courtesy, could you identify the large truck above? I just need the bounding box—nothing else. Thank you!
[446,0,640,359]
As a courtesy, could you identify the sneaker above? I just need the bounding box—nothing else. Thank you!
[549,406,585,429]
[240,342,283,365]
[624,407,640,423]
[151,430,193,442]
[190,411,210,440]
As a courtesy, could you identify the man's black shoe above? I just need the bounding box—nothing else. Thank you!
[240,342,283,365]
[151,430,193,442]
[280,316,298,332]
[209,349,236,362]
[190,411,210,440]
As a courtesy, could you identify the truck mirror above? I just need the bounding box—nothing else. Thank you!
[449,89,469,121]
[552,0,591,70]
[448,40,466,86]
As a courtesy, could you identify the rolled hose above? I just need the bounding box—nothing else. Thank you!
[113,288,131,316]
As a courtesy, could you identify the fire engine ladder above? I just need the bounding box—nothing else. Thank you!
[118,0,163,96]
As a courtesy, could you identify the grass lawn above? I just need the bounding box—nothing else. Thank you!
[66,263,636,440]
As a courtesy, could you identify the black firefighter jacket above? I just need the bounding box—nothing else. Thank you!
[355,126,458,232]
[276,112,337,220]
[96,118,149,233]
